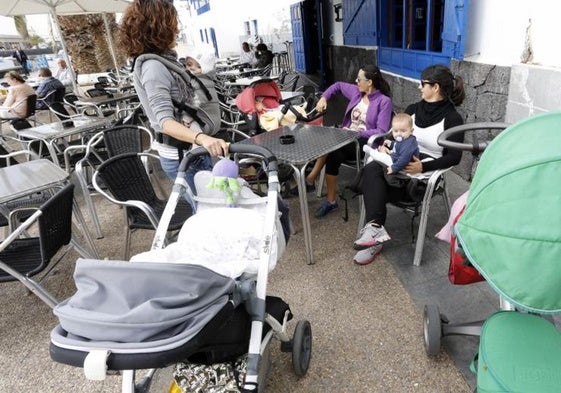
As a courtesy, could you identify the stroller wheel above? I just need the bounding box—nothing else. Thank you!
[292,320,312,376]
[423,304,442,356]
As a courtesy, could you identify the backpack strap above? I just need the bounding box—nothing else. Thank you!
[135,53,212,101]
[133,53,215,158]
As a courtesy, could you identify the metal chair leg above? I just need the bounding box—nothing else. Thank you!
[412,171,446,266]
[357,195,366,237]
[75,161,103,239]
[316,166,325,198]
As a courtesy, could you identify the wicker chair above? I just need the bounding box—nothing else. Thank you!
[92,152,193,260]
[75,125,154,239]
[0,184,93,308]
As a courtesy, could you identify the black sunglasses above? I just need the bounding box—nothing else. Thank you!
[420,80,436,87]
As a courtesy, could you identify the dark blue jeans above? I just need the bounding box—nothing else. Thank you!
[160,154,212,208]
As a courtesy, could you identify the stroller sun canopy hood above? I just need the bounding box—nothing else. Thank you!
[235,80,282,115]
[456,111,561,314]
[54,259,235,343]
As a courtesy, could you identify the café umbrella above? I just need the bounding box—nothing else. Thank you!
[0,0,133,93]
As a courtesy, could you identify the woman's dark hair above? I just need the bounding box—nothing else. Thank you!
[6,71,25,83]
[119,0,179,57]
[362,64,391,98]
[421,64,465,106]
[255,43,268,52]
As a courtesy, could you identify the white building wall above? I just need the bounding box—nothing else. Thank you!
[178,0,295,59]
[322,0,344,46]
[465,0,561,69]
[462,1,561,122]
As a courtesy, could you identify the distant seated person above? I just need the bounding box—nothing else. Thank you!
[0,71,35,119]
[239,41,257,67]
[366,113,419,175]
[185,47,217,78]
[55,58,74,92]
[254,43,274,68]
[35,67,65,110]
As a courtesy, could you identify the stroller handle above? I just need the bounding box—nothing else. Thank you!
[178,145,278,173]
[282,103,323,123]
[438,122,510,155]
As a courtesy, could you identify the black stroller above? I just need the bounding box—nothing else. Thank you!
[50,145,312,392]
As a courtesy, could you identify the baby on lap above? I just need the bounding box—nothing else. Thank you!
[366,112,419,175]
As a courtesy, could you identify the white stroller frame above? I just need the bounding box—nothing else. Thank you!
[50,145,312,393]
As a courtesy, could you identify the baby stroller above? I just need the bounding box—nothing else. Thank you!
[422,121,510,356]
[49,144,312,393]
[234,78,322,135]
[425,112,561,392]
[234,78,322,197]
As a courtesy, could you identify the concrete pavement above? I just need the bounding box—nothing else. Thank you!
[0,162,472,392]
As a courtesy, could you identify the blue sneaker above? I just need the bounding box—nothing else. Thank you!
[315,200,338,218]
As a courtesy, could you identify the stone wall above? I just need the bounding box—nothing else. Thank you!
[452,60,511,123]
[382,59,511,123]
[324,46,378,85]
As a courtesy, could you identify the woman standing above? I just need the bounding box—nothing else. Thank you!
[119,0,227,186]
[0,71,35,119]
[310,65,393,218]
[353,64,465,265]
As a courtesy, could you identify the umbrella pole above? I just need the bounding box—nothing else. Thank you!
[102,13,121,78]
[49,8,79,94]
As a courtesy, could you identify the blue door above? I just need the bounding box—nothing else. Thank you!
[291,2,308,73]
[210,28,219,57]
[343,0,378,45]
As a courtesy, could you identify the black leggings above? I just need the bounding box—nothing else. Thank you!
[361,161,409,225]
[325,137,367,176]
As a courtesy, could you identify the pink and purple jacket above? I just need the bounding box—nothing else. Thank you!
[322,81,393,139]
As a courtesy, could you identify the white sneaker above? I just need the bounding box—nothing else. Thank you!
[353,244,383,265]
[353,221,391,250]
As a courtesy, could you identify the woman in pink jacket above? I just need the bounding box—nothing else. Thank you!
[310,64,393,218]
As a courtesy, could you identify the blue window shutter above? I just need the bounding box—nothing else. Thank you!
[343,0,377,46]
[441,0,469,59]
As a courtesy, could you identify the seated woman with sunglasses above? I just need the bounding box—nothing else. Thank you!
[307,64,393,218]
[352,64,465,265]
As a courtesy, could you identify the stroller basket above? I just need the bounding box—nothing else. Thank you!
[50,145,312,392]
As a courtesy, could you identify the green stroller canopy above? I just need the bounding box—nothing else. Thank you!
[456,111,561,314]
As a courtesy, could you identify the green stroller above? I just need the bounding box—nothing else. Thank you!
[454,111,561,392]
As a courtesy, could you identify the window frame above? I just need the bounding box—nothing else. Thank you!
[342,0,469,79]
